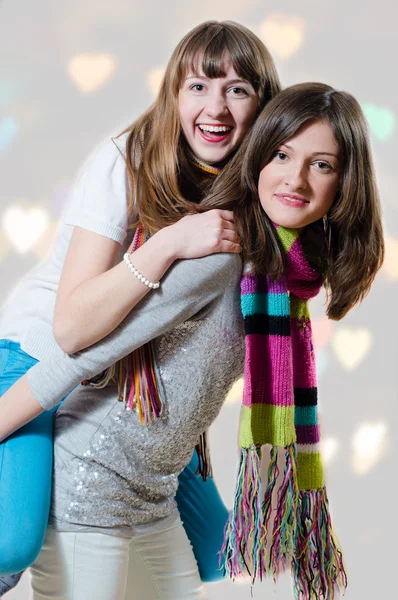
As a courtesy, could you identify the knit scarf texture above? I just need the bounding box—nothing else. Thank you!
[221,224,347,600]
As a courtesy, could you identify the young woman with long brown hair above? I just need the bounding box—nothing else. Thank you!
[207,82,384,599]
[0,20,281,599]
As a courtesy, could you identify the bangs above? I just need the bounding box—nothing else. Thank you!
[177,25,263,93]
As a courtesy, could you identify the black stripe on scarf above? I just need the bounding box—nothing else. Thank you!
[244,314,291,336]
[294,387,318,406]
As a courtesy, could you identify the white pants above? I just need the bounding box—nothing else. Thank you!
[30,519,207,600]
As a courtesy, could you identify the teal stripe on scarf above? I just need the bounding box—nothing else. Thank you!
[241,293,290,317]
[294,405,318,426]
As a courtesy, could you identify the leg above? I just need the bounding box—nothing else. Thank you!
[0,341,57,577]
[30,527,130,600]
[0,406,57,575]
[176,450,229,582]
[126,517,207,600]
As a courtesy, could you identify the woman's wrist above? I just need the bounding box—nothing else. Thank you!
[126,227,178,289]
[123,253,160,289]
[150,225,181,263]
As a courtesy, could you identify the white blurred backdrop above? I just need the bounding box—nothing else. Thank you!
[0,1,397,599]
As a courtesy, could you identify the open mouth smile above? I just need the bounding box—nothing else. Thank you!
[196,123,233,143]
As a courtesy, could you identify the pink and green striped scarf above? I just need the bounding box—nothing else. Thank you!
[222,225,347,599]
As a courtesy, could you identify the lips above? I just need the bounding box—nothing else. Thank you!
[275,193,309,207]
[196,124,233,143]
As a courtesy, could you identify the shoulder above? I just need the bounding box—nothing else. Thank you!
[200,252,242,283]
[61,133,132,237]
[81,134,128,179]
[72,134,130,201]
[164,252,242,297]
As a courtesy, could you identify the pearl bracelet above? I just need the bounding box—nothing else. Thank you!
[123,253,160,289]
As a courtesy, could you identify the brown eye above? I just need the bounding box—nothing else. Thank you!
[314,161,333,171]
[230,87,248,96]
[273,151,288,161]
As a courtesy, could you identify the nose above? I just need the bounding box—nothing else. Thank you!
[204,92,229,119]
[284,163,308,191]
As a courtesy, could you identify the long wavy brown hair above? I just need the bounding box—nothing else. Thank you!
[203,82,385,320]
[116,20,281,232]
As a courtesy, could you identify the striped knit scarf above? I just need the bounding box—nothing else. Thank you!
[222,225,347,600]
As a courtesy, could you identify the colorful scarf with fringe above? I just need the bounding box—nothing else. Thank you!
[221,225,347,600]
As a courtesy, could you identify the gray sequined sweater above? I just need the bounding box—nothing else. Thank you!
[27,252,244,536]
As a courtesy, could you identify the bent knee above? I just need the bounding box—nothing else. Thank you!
[0,535,42,575]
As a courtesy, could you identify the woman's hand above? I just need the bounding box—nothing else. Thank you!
[161,210,242,260]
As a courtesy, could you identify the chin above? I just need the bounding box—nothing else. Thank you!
[197,150,230,164]
[195,142,235,162]
[270,215,307,229]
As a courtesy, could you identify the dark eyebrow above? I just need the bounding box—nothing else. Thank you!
[281,143,339,160]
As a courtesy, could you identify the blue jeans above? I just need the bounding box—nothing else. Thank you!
[0,340,227,593]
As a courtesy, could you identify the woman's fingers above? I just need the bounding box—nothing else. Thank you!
[217,209,235,223]
[206,209,235,226]
[219,219,236,232]
[206,210,239,236]
[170,209,241,258]
[204,209,234,222]
[219,228,241,244]
[218,229,242,253]
[218,241,242,254]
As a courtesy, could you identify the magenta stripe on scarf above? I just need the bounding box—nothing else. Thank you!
[241,275,286,296]
[242,334,294,408]
[286,237,323,301]
[296,424,321,444]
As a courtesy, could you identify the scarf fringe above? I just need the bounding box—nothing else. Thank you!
[81,365,116,390]
[221,445,263,579]
[81,344,163,426]
[195,432,213,481]
[125,344,163,424]
[268,445,299,580]
[292,488,348,600]
[222,445,347,599]
[259,445,279,579]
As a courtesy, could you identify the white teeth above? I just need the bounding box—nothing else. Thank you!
[198,124,231,133]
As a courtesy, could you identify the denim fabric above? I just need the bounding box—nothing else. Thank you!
[0,572,23,596]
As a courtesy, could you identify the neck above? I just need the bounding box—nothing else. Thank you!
[187,149,222,176]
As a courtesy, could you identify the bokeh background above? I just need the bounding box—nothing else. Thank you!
[1,1,397,599]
